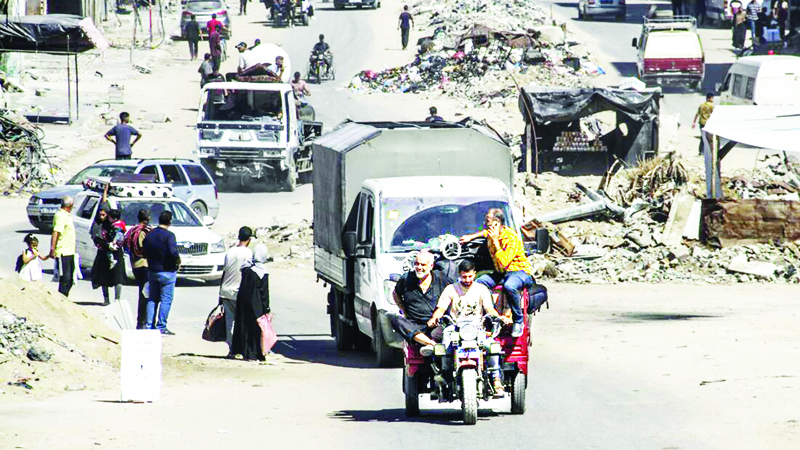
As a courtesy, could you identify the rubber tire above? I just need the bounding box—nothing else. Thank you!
[190,201,208,218]
[373,320,396,368]
[302,14,309,26]
[511,372,527,415]
[281,165,297,192]
[405,372,420,417]
[328,289,336,337]
[461,369,478,425]
[334,291,356,351]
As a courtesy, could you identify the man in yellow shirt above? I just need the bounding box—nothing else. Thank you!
[692,93,715,155]
[460,208,533,337]
[49,196,76,297]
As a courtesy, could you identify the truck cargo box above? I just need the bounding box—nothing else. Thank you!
[312,121,514,265]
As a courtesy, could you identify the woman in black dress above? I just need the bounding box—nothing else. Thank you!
[90,207,126,305]
[231,243,271,361]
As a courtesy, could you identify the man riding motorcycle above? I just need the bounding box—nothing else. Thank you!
[428,259,510,395]
[391,250,452,356]
[460,208,533,338]
[310,34,332,76]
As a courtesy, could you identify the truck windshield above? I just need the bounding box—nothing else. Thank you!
[381,197,512,253]
[117,200,202,227]
[202,89,283,122]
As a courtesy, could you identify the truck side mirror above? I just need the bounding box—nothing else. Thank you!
[631,37,637,48]
[715,82,723,93]
[343,231,357,258]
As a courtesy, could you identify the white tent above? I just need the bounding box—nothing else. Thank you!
[702,105,800,198]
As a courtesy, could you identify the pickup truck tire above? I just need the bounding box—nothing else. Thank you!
[404,372,420,417]
[281,166,297,192]
[372,320,398,367]
[334,291,355,351]
[510,372,527,415]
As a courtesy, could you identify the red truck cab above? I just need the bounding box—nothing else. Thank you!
[632,15,705,90]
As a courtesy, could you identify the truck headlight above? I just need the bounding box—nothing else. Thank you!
[200,130,222,141]
[28,196,40,205]
[210,239,226,253]
[199,147,217,156]
[384,280,397,305]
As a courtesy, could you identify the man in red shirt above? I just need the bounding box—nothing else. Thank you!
[206,14,223,36]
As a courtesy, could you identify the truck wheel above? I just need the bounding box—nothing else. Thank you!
[373,320,398,367]
[405,372,420,417]
[281,166,297,192]
[461,369,478,425]
[190,201,208,218]
[302,14,309,26]
[328,289,336,337]
[334,291,355,351]
[334,2,343,10]
[510,372,527,414]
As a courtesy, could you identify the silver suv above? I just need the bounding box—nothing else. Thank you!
[578,0,626,21]
[27,158,220,230]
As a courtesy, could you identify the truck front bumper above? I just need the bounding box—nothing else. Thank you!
[200,157,289,179]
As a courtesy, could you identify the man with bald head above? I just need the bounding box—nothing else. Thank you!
[391,249,452,356]
[50,195,76,296]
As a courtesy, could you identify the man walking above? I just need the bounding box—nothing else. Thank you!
[143,211,180,335]
[746,0,761,45]
[240,0,248,14]
[125,209,152,329]
[185,14,201,60]
[398,5,414,50]
[199,53,214,86]
[209,25,223,72]
[692,93,715,155]
[49,196,76,297]
[219,226,253,356]
[104,112,142,160]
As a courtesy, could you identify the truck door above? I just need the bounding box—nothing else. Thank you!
[354,192,378,336]
[73,193,100,268]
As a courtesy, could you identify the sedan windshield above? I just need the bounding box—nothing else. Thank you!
[117,201,202,227]
[382,197,512,253]
[68,166,136,185]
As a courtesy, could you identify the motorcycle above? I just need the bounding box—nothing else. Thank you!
[308,51,333,83]
[403,289,532,423]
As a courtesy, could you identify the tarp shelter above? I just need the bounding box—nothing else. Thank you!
[518,86,662,175]
[0,14,109,123]
[701,105,800,198]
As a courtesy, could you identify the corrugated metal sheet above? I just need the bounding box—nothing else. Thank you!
[313,122,382,154]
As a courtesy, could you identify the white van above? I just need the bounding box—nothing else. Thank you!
[717,56,800,106]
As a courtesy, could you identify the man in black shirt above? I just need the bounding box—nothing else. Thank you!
[143,210,180,335]
[391,250,451,356]
[426,106,444,123]
[311,34,332,75]
[184,14,201,60]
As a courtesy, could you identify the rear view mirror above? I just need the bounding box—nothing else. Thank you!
[203,216,215,227]
[343,231,357,258]
[631,37,637,48]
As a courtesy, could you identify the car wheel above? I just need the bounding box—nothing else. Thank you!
[191,201,208,218]
[577,6,583,20]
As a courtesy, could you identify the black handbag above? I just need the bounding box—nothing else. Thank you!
[202,304,226,342]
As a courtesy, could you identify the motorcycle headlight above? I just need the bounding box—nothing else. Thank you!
[28,196,40,205]
[459,323,478,341]
[210,239,226,253]
[384,280,397,305]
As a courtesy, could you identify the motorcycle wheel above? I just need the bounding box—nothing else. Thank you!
[404,371,420,417]
[511,372,527,414]
[461,369,478,425]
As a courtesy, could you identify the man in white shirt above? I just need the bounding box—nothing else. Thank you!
[220,226,254,355]
[236,42,250,73]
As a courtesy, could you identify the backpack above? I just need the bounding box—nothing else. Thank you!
[14,253,24,273]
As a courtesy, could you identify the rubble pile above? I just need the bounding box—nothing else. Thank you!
[223,218,314,263]
[0,110,58,194]
[0,308,47,359]
[725,155,800,201]
[518,155,800,284]
[349,0,598,109]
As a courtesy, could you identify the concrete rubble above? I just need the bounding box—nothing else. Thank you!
[348,0,599,118]
[222,218,314,262]
[518,154,800,285]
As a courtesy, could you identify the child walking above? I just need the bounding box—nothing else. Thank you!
[19,233,49,281]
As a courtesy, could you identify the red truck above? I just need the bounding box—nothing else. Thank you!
[632,16,705,90]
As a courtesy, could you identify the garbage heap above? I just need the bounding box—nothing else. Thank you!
[0,110,57,195]
[520,155,800,284]
[349,0,600,111]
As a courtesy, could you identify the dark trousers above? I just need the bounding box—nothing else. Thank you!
[58,255,75,297]
[671,0,683,16]
[116,154,131,160]
[476,271,533,325]
[240,0,247,14]
[698,123,707,155]
[400,27,410,49]
[390,314,443,343]
[133,267,149,329]
[188,39,199,59]
[211,54,221,72]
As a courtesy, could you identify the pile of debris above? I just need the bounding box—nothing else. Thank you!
[519,154,800,284]
[0,110,57,195]
[725,154,800,201]
[222,218,314,263]
[349,0,598,109]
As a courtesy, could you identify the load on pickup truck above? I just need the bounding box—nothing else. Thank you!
[313,120,517,366]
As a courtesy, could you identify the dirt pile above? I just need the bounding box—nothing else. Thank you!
[0,277,119,398]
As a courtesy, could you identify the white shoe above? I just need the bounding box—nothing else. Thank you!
[419,345,434,356]
[511,323,524,338]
